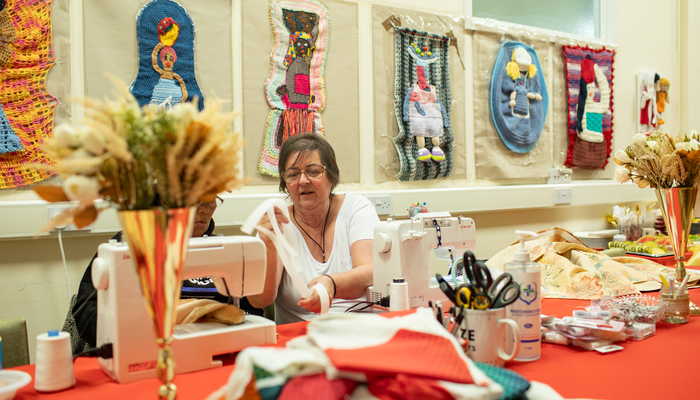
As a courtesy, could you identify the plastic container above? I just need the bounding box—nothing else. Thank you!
[505,230,541,362]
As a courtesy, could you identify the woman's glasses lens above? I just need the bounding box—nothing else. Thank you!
[283,165,325,183]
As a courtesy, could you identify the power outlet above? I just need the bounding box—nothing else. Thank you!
[554,188,573,205]
[48,206,92,231]
[366,195,391,215]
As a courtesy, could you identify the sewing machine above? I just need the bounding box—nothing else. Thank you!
[92,235,276,384]
[369,212,476,308]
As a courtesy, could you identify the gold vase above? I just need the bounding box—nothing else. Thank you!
[655,187,698,282]
[117,207,195,400]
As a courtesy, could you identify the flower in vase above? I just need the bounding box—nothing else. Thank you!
[33,83,243,230]
[613,130,700,189]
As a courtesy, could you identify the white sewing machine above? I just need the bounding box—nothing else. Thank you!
[369,212,476,308]
[92,235,276,384]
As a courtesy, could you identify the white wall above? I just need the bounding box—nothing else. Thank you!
[0,0,692,362]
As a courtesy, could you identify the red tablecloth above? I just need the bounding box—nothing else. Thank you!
[11,290,700,400]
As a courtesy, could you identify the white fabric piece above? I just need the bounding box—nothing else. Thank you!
[311,282,330,315]
[275,193,379,324]
[242,198,312,298]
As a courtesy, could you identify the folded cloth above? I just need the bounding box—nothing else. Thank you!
[485,227,700,299]
[176,298,245,325]
[206,308,504,400]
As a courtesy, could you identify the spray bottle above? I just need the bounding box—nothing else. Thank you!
[505,230,541,361]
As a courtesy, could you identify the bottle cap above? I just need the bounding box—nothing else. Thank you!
[514,230,538,262]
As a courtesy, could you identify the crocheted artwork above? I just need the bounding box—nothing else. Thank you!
[0,0,57,189]
[563,45,615,170]
[258,0,329,177]
[490,42,548,153]
[393,27,453,181]
[130,0,204,111]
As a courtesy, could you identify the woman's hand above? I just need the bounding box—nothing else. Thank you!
[257,206,289,246]
[298,274,335,314]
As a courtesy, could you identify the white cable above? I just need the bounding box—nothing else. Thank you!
[57,229,72,302]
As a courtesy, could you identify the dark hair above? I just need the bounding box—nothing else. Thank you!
[278,134,340,194]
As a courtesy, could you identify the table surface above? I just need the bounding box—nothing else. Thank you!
[11,290,700,400]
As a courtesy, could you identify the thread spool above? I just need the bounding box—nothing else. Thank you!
[34,330,75,392]
[389,278,409,311]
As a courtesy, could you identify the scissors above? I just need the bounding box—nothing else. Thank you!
[462,251,493,293]
[487,273,520,309]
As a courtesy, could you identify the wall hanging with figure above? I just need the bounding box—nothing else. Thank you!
[563,45,615,170]
[639,70,660,131]
[258,0,329,177]
[0,0,56,189]
[393,27,453,181]
[656,77,670,126]
[130,0,203,111]
[490,41,548,153]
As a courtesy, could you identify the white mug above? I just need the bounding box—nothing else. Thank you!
[462,307,520,366]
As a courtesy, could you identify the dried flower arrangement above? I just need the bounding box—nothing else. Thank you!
[614,131,700,189]
[33,86,243,230]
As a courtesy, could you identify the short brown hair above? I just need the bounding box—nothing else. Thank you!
[278,134,340,194]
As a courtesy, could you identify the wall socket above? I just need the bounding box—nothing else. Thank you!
[366,195,391,215]
[48,206,91,231]
[554,187,573,205]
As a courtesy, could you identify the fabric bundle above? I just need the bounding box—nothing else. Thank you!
[206,309,507,400]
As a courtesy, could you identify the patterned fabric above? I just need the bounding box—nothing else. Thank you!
[486,228,700,300]
[393,27,453,181]
[259,0,329,177]
[490,41,548,153]
[130,0,204,110]
[0,0,56,189]
[562,45,615,170]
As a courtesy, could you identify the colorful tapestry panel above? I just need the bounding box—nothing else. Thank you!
[0,0,57,189]
[258,0,329,177]
[562,45,615,170]
[490,41,548,154]
[130,0,204,111]
[393,27,453,181]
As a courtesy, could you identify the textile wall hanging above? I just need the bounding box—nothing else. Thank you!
[0,0,56,189]
[563,45,615,170]
[393,27,453,181]
[130,0,204,110]
[258,0,329,177]
[490,41,548,154]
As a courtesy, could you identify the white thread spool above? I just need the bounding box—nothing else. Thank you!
[389,278,409,311]
[34,330,75,392]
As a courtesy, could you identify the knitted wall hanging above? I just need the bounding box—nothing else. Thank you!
[0,0,57,189]
[562,45,615,170]
[130,0,204,111]
[393,27,453,181]
[490,41,548,153]
[258,0,329,177]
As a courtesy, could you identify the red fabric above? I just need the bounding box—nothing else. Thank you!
[580,57,595,84]
[324,329,473,384]
[280,93,310,109]
[294,74,310,95]
[368,374,454,400]
[12,292,700,400]
[278,373,357,400]
[416,66,428,90]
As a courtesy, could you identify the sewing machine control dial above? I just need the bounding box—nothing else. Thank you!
[374,232,392,253]
[92,257,110,290]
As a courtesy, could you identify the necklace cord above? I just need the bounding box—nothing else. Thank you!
[293,197,332,262]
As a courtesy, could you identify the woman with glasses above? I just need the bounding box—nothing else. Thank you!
[249,134,379,324]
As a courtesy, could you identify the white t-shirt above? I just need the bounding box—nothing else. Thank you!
[275,193,379,324]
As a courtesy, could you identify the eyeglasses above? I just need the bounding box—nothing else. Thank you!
[198,197,223,211]
[281,164,326,183]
